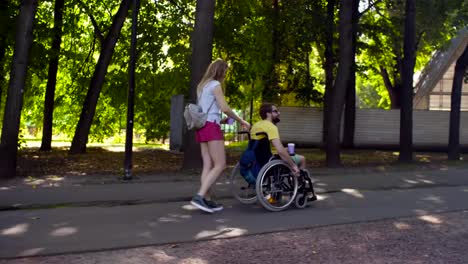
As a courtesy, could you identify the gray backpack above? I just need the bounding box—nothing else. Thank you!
[183,90,215,130]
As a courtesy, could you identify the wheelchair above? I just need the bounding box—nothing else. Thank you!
[229,131,317,212]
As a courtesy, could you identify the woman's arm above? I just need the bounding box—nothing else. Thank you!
[213,85,251,129]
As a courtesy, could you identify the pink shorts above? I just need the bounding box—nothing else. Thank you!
[196,121,223,143]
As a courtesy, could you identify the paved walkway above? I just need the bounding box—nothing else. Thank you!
[1,165,468,209]
[1,164,468,259]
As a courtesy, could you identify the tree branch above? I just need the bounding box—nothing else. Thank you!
[76,0,104,43]
[380,66,394,91]
[415,31,425,52]
[380,65,400,108]
[358,0,383,19]
[167,0,185,14]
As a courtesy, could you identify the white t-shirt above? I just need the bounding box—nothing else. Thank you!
[198,80,221,124]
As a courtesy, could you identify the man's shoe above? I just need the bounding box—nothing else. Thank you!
[191,195,214,213]
[307,194,317,202]
[206,200,224,212]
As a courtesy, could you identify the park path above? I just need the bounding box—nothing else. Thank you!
[1,185,468,259]
[1,210,467,264]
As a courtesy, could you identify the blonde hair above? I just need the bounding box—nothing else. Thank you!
[197,58,229,97]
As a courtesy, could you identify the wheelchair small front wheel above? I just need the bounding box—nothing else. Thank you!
[229,162,257,204]
[294,193,307,209]
[256,160,298,212]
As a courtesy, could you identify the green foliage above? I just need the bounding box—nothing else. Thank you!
[2,0,466,144]
[1,0,195,142]
[17,128,27,150]
[356,74,391,109]
[357,0,465,108]
[214,0,326,108]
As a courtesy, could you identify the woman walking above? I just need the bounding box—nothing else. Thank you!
[191,59,251,213]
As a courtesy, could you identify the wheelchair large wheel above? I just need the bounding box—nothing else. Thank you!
[255,160,298,212]
[229,162,257,204]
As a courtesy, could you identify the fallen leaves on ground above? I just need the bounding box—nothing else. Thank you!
[15,146,466,179]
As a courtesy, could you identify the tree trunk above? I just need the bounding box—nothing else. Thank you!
[448,46,468,160]
[326,0,353,167]
[0,0,10,112]
[181,0,215,170]
[249,82,254,124]
[399,0,416,162]
[262,0,280,103]
[0,0,38,178]
[380,66,402,109]
[342,0,359,148]
[40,0,64,151]
[322,0,336,146]
[123,0,140,179]
[0,42,6,112]
[70,0,132,154]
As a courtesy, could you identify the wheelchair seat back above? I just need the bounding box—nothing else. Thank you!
[250,136,272,168]
[239,132,272,184]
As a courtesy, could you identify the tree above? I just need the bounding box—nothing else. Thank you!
[123,0,140,179]
[0,0,38,178]
[0,0,15,112]
[325,0,353,167]
[399,0,416,162]
[262,0,281,103]
[182,0,216,170]
[70,0,132,154]
[342,0,359,148]
[343,0,384,148]
[2,0,463,167]
[360,0,464,110]
[214,0,324,109]
[448,45,467,160]
[321,0,337,146]
[40,0,64,151]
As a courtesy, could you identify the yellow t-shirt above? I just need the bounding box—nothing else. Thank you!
[250,120,279,141]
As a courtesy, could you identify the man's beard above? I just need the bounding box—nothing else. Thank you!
[273,117,280,124]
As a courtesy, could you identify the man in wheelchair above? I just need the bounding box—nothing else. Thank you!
[250,103,305,176]
[232,103,316,211]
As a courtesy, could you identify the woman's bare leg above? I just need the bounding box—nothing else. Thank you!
[200,142,213,194]
[197,140,226,197]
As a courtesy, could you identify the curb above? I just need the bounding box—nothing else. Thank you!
[3,182,468,212]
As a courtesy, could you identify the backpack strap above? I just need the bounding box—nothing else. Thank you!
[197,86,216,115]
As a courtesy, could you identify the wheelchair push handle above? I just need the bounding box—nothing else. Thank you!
[237,130,250,140]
